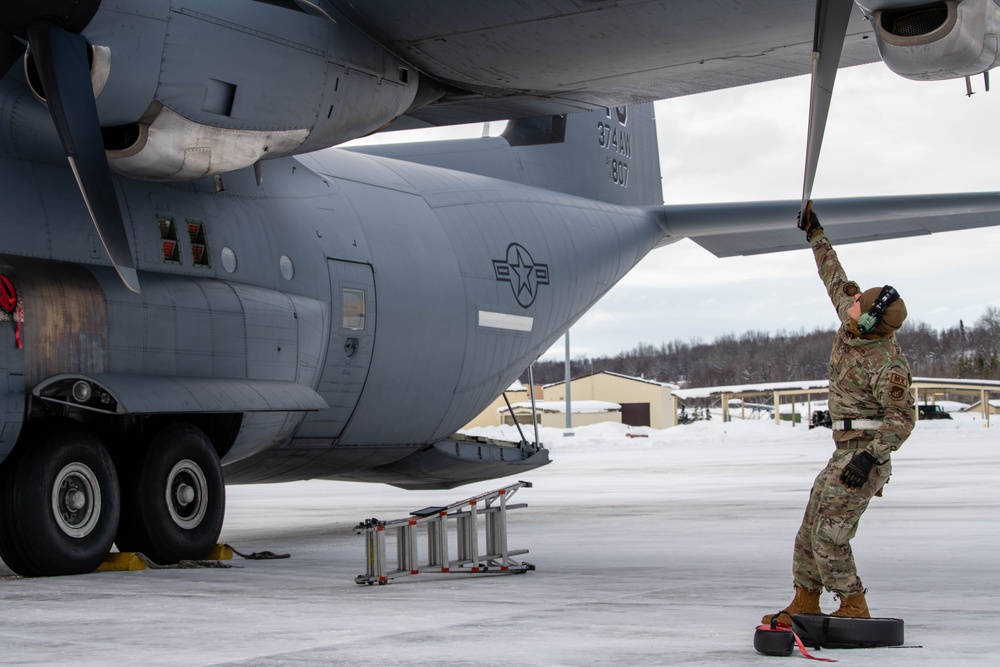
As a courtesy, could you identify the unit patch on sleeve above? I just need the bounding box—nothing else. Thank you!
[888,372,908,401]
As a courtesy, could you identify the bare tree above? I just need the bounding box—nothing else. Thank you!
[524,307,1000,387]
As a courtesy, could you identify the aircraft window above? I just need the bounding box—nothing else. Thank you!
[186,220,210,268]
[157,215,181,264]
[280,255,294,281]
[221,247,237,273]
[342,289,365,330]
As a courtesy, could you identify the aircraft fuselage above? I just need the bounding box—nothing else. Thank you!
[0,62,666,574]
[0,111,665,488]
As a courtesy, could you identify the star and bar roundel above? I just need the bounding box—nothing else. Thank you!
[493,243,550,308]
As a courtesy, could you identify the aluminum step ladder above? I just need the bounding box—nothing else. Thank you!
[355,481,533,585]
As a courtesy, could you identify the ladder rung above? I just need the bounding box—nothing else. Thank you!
[354,481,532,585]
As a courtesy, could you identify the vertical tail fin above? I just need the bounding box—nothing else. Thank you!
[498,103,662,207]
[346,103,663,207]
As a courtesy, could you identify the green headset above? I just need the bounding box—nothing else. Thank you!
[858,285,900,335]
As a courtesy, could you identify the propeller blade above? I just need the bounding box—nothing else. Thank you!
[26,22,140,293]
[1,32,26,79]
[800,0,855,213]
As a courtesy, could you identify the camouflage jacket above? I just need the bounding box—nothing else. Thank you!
[810,231,915,461]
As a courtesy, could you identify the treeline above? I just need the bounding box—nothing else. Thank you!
[525,306,1000,388]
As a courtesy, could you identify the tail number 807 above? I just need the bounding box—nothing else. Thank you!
[609,158,629,187]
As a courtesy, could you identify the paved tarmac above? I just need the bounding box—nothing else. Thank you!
[1,417,996,666]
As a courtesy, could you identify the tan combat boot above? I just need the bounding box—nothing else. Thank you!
[761,586,823,625]
[831,590,870,618]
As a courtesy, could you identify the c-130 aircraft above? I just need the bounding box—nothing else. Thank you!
[2,0,1000,576]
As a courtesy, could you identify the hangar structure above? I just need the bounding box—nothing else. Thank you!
[462,375,1000,432]
[673,378,1000,426]
[912,378,1000,422]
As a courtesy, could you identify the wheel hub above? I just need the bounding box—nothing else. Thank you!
[175,483,196,507]
[165,459,208,530]
[51,462,102,538]
[64,488,86,512]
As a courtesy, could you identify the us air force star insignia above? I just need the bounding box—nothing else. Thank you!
[493,243,550,308]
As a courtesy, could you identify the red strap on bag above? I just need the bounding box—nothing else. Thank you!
[756,622,838,662]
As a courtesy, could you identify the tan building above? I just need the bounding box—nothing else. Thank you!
[499,400,622,428]
[462,380,543,429]
[543,371,679,429]
[961,399,1000,416]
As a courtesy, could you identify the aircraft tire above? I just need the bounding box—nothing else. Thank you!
[115,423,224,565]
[0,422,120,576]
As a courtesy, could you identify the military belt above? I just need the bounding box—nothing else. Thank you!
[831,418,881,431]
[836,438,872,450]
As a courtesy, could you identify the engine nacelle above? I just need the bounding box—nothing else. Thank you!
[25,0,427,182]
[857,0,1000,80]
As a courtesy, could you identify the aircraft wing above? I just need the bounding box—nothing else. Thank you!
[659,193,1000,256]
[328,0,880,129]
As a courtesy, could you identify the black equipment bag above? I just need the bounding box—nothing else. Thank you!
[753,625,795,656]
[792,613,904,649]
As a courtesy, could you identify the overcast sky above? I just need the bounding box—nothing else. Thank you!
[572,62,1000,360]
[348,62,1000,360]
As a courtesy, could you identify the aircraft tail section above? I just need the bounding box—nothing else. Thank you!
[498,103,663,207]
[345,103,663,208]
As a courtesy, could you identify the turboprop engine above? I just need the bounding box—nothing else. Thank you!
[14,0,428,182]
[857,0,1000,80]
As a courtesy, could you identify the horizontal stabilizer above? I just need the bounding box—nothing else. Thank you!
[658,192,1000,257]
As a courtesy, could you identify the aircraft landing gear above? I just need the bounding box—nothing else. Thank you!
[116,423,225,565]
[0,422,120,576]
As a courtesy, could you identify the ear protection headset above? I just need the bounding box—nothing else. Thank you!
[857,285,899,335]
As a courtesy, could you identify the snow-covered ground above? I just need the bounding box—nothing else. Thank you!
[1,413,996,666]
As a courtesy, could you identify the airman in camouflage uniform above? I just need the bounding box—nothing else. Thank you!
[762,206,914,625]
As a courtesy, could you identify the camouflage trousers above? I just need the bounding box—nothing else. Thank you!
[792,447,891,596]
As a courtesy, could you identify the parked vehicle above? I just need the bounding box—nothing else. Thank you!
[918,404,953,420]
[810,410,832,429]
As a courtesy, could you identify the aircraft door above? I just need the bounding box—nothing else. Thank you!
[296,260,376,441]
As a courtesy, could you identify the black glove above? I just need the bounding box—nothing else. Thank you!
[797,206,823,240]
[840,450,879,489]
